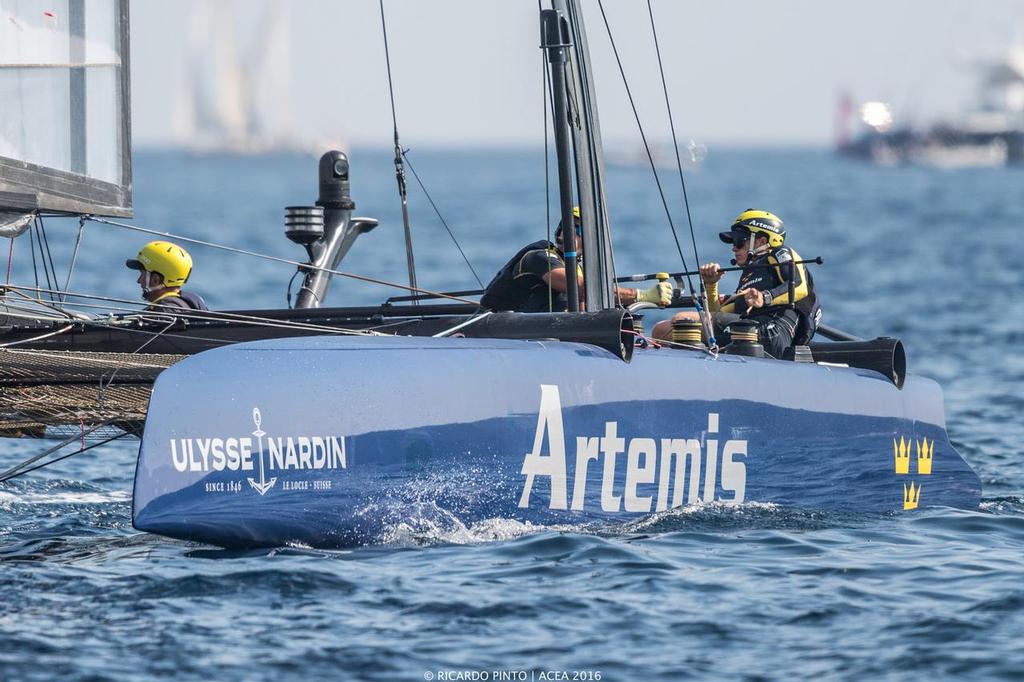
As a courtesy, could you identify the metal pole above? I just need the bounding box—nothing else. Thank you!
[541,10,579,312]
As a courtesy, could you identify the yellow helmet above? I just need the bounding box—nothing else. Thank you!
[125,241,193,287]
[720,209,785,249]
[555,206,583,242]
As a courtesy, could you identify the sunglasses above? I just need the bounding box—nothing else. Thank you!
[729,231,750,247]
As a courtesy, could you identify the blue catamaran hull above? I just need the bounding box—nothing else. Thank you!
[132,335,980,548]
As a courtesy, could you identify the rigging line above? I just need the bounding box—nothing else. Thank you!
[83,216,478,305]
[431,311,492,338]
[646,0,703,274]
[540,3,554,313]
[28,220,40,298]
[32,217,57,303]
[646,0,715,345]
[0,428,127,484]
[62,216,86,303]
[31,318,247,348]
[0,286,379,337]
[98,317,177,399]
[379,0,419,301]
[5,236,14,284]
[594,0,697,294]
[363,318,431,333]
[400,150,483,288]
[1,294,379,339]
[37,215,61,300]
[286,270,300,309]
[0,307,76,324]
[0,422,111,482]
[0,324,74,348]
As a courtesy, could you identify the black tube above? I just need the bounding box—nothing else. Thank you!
[616,257,823,283]
[815,323,863,342]
[808,337,906,388]
[348,310,634,361]
[541,10,579,312]
[465,310,633,361]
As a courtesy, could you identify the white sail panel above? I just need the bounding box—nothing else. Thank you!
[0,0,130,216]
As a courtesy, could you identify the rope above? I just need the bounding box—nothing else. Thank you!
[98,317,177,400]
[1,283,385,337]
[646,0,703,277]
[286,269,300,309]
[594,0,695,295]
[28,221,41,298]
[0,324,74,348]
[0,421,115,482]
[83,216,478,305]
[645,0,716,348]
[5,236,14,284]
[62,216,86,303]
[400,150,483,288]
[379,0,419,300]
[0,427,127,483]
[431,310,491,338]
[37,215,61,301]
[540,0,554,313]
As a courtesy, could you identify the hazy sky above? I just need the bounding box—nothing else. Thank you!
[130,0,1024,148]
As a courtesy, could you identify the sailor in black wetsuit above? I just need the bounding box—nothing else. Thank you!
[125,240,209,313]
[654,210,821,358]
[480,207,672,312]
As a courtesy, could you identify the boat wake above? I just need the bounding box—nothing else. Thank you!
[362,499,872,550]
[0,488,131,507]
[370,501,564,548]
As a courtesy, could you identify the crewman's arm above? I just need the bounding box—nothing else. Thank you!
[701,262,729,312]
[541,266,584,294]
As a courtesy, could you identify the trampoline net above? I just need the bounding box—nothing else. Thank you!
[0,349,184,438]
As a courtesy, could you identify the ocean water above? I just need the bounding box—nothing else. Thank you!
[1,148,1023,680]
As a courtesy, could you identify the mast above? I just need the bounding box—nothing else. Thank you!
[552,0,616,311]
[540,10,580,312]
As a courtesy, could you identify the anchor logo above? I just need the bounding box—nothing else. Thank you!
[247,407,277,495]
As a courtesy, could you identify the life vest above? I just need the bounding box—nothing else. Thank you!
[736,246,821,345]
[179,291,209,311]
[480,240,567,312]
[148,290,209,312]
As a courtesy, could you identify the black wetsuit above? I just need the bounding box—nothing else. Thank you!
[480,240,569,312]
[711,245,821,358]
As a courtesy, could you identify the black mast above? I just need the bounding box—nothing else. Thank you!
[540,10,580,312]
[552,0,616,311]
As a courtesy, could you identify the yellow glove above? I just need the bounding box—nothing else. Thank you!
[636,280,673,306]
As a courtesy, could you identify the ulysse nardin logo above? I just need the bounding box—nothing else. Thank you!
[518,385,747,512]
[248,408,276,494]
[168,407,347,496]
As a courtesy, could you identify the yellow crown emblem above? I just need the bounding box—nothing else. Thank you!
[893,436,911,475]
[903,481,921,510]
[916,438,933,475]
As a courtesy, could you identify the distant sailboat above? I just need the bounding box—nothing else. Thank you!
[838,38,1024,167]
[173,0,345,155]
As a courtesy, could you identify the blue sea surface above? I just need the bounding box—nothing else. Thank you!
[1,148,1023,680]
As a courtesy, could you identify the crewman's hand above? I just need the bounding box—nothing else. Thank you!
[700,262,723,285]
[737,287,765,312]
[637,280,673,306]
